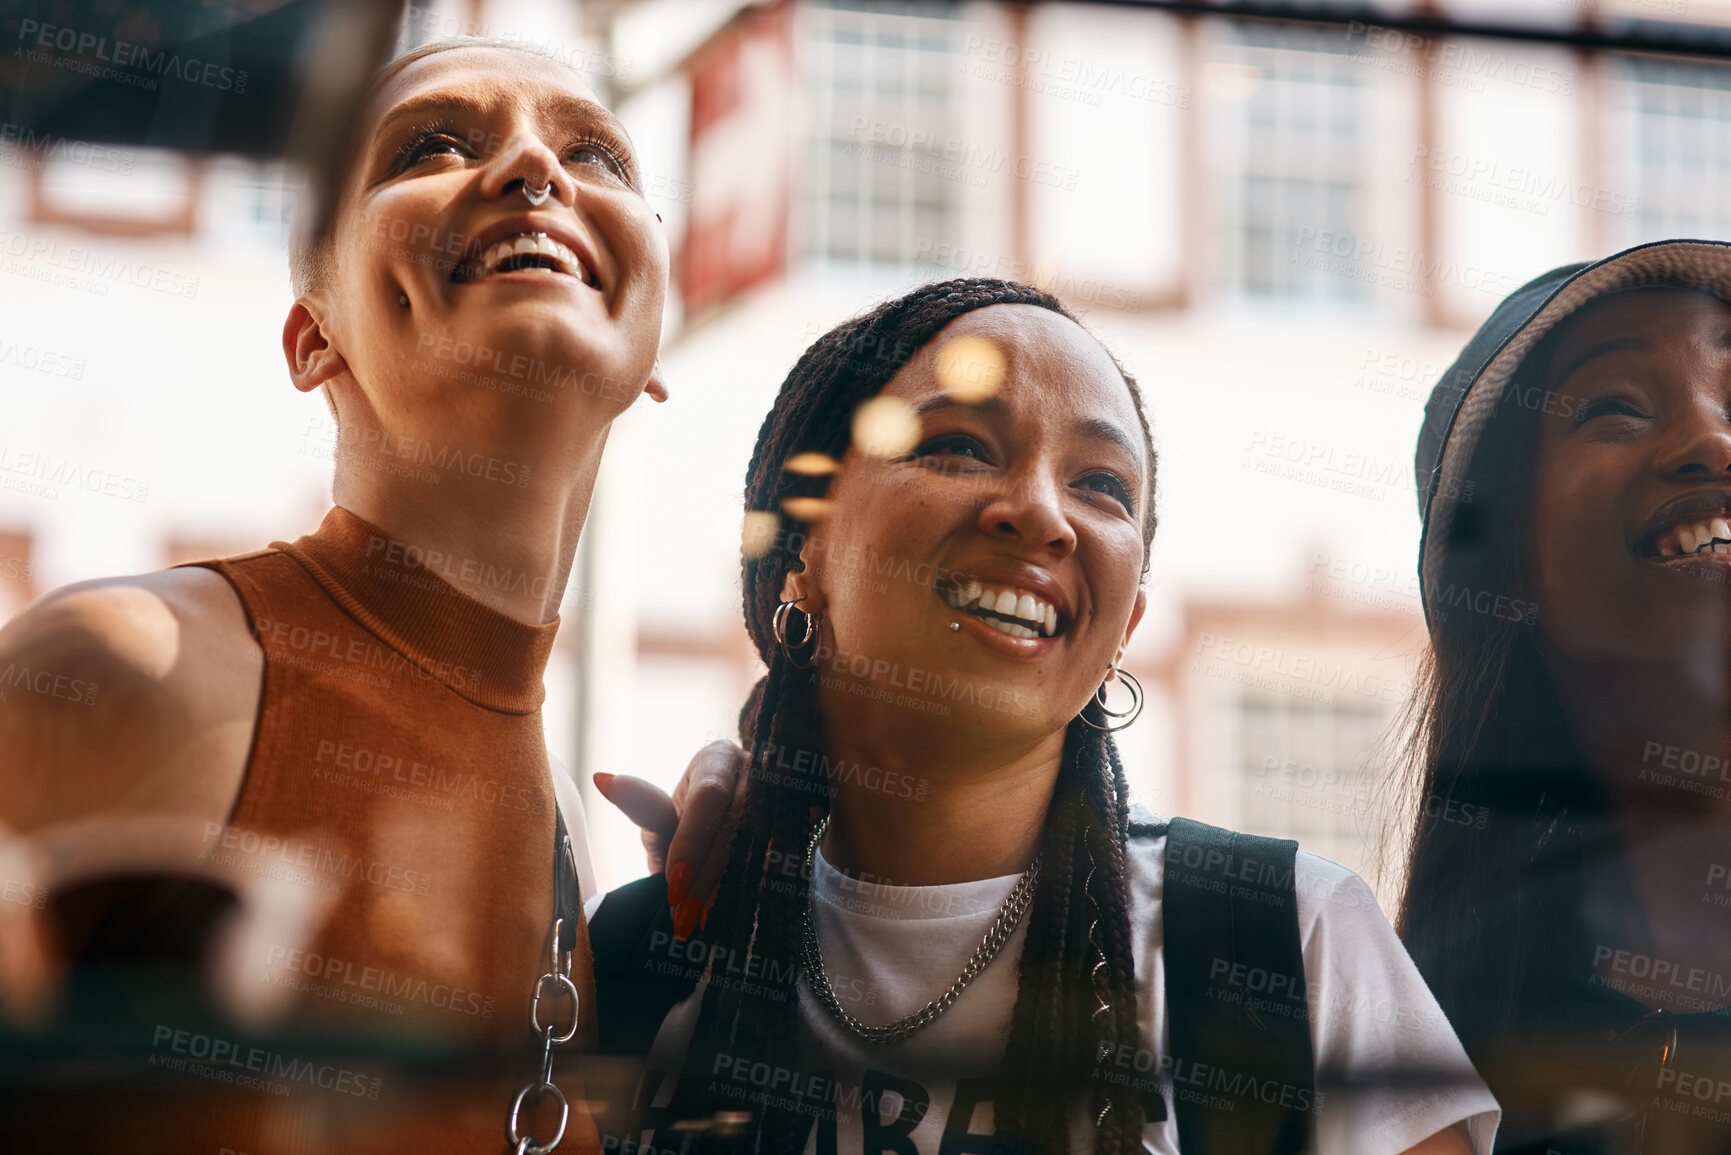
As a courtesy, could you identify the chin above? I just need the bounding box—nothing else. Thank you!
[482,329,647,407]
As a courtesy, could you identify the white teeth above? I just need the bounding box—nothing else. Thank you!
[944,580,1059,635]
[1685,519,1728,553]
[472,232,587,281]
[1655,517,1731,557]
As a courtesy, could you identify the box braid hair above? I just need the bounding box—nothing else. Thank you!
[671,278,1158,1155]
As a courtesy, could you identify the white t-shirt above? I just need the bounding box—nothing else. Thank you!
[627,810,1500,1155]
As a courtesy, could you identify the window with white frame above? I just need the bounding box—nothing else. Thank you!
[1231,692,1388,872]
[1215,20,1371,304]
[1617,56,1731,245]
[238,160,298,249]
[800,3,962,270]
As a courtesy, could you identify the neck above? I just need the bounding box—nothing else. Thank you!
[815,700,1067,886]
[332,425,609,627]
[1553,655,1731,993]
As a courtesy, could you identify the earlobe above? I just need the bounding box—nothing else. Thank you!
[780,538,829,616]
[645,359,670,404]
[779,571,821,614]
[282,297,350,394]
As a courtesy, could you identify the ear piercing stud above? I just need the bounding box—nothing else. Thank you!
[523,183,552,206]
[397,291,409,308]
[949,622,961,632]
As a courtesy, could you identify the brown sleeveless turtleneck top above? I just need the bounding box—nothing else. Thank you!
[145,506,600,1153]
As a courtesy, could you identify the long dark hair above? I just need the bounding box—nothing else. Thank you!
[1395,325,1616,1086]
[674,278,1158,1155]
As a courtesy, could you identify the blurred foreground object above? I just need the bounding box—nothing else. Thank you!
[0,0,405,241]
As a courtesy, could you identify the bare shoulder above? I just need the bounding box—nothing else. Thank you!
[0,566,262,833]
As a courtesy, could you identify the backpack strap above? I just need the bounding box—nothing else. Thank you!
[587,872,697,1055]
[1163,817,1315,1155]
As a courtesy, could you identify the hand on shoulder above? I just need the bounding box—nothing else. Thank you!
[0,567,261,832]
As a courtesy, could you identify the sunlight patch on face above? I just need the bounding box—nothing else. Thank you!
[851,396,920,459]
[740,511,781,560]
[781,497,834,523]
[783,452,840,476]
[935,335,1005,404]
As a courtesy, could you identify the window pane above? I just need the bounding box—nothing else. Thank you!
[801,3,961,271]
[1222,20,1370,305]
[1619,58,1731,246]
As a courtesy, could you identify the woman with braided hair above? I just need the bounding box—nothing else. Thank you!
[590,278,1496,1155]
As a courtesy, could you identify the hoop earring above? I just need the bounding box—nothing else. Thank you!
[772,597,821,669]
[1079,667,1143,732]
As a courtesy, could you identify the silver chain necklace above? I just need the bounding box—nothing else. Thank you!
[799,815,1041,1045]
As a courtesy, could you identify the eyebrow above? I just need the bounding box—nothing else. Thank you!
[1073,416,1144,471]
[911,394,1145,474]
[914,393,1007,419]
[1551,336,1651,389]
[373,92,634,167]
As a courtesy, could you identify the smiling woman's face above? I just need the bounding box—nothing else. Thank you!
[323,46,668,446]
[1531,287,1731,670]
[797,305,1150,741]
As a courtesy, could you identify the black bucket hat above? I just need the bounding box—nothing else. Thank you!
[1415,238,1731,623]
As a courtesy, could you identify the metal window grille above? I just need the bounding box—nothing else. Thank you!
[1232,693,1386,868]
[1618,56,1731,245]
[800,3,962,270]
[1216,20,1371,304]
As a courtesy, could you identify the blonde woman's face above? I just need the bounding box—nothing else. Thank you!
[321,46,668,460]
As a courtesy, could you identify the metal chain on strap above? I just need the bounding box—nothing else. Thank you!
[506,815,582,1154]
[799,814,1040,1046]
[1083,823,1114,1127]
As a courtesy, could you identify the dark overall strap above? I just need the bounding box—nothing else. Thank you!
[555,809,582,952]
[587,871,696,1055]
[1164,817,1314,1155]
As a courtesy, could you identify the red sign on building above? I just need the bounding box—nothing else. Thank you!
[681,0,794,314]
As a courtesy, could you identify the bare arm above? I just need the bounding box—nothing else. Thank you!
[0,569,261,833]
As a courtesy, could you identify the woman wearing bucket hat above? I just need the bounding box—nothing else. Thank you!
[1403,239,1731,1152]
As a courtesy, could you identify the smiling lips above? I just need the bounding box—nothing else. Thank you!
[452,232,596,286]
[943,579,1062,638]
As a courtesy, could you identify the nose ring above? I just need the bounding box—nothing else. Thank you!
[522,183,552,207]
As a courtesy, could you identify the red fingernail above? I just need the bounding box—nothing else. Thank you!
[592,772,615,793]
[667,860,692,905]
[673,896,700,941]
[700,895,716,931]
